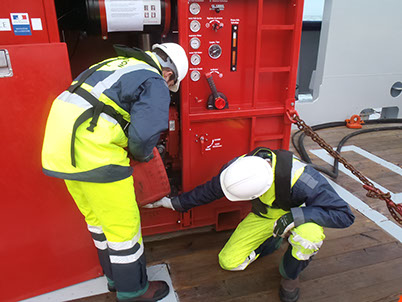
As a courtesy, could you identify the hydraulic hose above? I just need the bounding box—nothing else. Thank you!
[291,119,402,179]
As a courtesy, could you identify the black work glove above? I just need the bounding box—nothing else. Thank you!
[273,212,295,238]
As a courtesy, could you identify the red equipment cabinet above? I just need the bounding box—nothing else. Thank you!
[141,0,304,234]
[0,1,102,302]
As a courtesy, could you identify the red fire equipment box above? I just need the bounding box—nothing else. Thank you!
[0,0,304,301]
[141,0,304,235]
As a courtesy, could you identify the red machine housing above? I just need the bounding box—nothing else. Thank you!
[141,0,304,235]
[0,0,304,301]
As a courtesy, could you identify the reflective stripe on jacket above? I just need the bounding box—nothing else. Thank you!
[42,54,169,183]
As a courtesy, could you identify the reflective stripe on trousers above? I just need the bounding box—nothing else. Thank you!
[288,223,325,261]
[218,211,325,272]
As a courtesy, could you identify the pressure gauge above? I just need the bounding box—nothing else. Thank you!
[190,70,201,82]
[190,54,201,66]
[208,44,222,59]
[190,37,201,50]
[190,20,201,33]
[189,3,201,15]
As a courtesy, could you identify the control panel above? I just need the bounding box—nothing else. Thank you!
[184,0,259,113]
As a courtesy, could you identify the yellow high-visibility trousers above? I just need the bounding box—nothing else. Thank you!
[219,210,325,279]
[65,176,148,294]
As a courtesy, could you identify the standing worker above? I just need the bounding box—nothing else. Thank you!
[146,147,355,302]
[42,43,188,302]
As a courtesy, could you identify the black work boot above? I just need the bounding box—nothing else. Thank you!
[279,277,300,302]
[117,281,170,302]
[108,283,116,292]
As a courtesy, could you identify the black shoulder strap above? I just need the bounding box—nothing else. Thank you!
[247,146,272,160]
[69,87,129,167]
[272,149,293,211]
[113,44,163,75]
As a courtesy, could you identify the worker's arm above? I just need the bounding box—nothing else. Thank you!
[127,77,171,162]
[290,165,355,228]
[145,158,237,211]
[171,174,225,211]
[144,175,224,211]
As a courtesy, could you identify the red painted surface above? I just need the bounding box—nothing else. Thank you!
[176,0,304,232]
[140,0,304,235]
[0,43,102,302]
[0,0,59,44]
[0,0,305,299]
[0,1,102,301]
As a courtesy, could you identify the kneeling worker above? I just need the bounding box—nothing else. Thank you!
[146,147,355,302]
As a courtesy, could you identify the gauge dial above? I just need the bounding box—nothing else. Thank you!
[189,3,201,15]
[190,20,201,33]
[190,37,201,50]
[190,54,201,66]
[190,70,201,81]
[208,44,222,59]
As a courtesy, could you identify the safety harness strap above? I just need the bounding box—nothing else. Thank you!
[68,58,129,167]
[272,149,293,211]
[68,59,117,94]
[70,87,130,167]
[68,49,160,167]
[247,147,293,214]
[75,87,129,133]
[71,108,93,167]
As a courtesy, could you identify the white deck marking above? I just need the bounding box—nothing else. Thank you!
[310,146,402,243]
[21,264,178,302]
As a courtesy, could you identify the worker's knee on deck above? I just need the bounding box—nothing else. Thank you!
[218,249,256,271]
[218,254,247,271]
[289,222,325,261]
[219,251,239,271]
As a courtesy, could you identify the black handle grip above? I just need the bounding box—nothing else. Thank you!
[206,73,219,99]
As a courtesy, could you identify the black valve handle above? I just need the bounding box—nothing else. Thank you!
[205,72,220,99]
[205,72,228,110]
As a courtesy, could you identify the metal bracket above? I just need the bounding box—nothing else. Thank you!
[0,49,13,78]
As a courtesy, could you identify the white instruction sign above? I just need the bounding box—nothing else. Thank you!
[31,18,43,31]
[143,0,161,25]
[205,138,223,151]
[0,19,11,31]
[105,0,144,32]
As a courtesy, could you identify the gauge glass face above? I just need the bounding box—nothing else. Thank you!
[189,3,201,15]
[208,44,222,59]
[190,20,201,33]
[190,38,201,50]
[190,70,201,81]
[190,54,201,66]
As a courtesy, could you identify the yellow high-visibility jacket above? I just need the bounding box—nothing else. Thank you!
[42,53,170,183]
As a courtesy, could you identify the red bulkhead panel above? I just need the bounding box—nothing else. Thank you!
[0,0,103,300]
[0,42,102,302]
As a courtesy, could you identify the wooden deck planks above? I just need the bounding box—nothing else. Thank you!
[74,123,402,302]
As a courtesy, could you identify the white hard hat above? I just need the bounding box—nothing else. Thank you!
[220,156,273,201]
[152,43,189,92]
